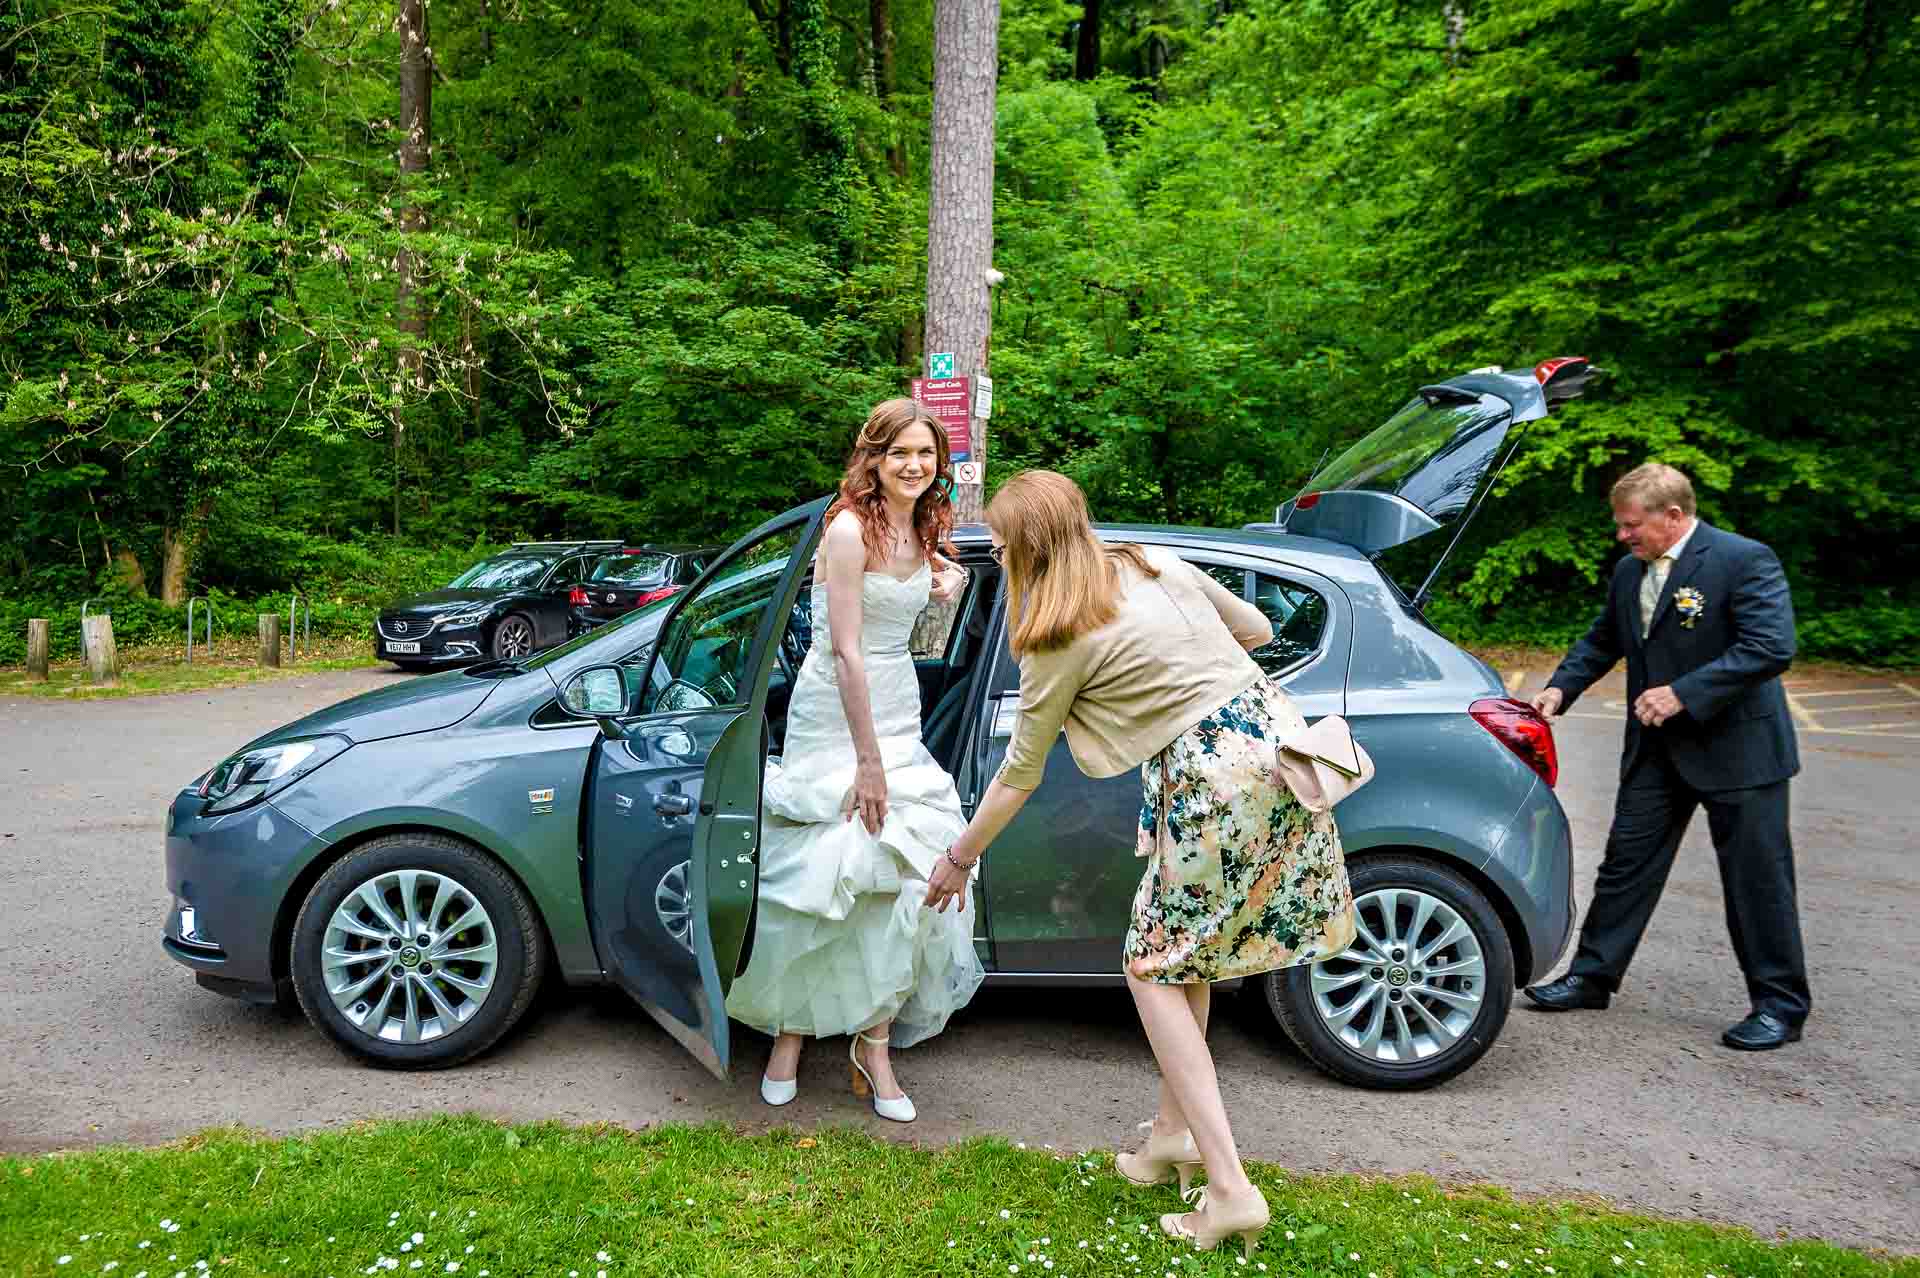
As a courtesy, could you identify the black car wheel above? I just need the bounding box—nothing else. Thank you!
[491,614,536,660]
[1259,856,1514,1090]
[290,833,548,1070]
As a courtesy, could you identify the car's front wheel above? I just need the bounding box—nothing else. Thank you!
[1260,856,1514,1090]
[290,833,548,1069]
[491,614,536,660]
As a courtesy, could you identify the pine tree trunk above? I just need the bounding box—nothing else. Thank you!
[925,0,999,524]
[26,619,49,680]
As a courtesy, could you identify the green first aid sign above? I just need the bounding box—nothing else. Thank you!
[929,352,955,377]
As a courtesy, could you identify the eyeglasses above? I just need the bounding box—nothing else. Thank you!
[987,544,1005,565]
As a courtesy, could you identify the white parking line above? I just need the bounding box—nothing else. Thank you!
[1783,687,1823,732]
[1897,682,1920,701]
[1560,710,1920,740]
[1790,688,1900,699]
[1504,668,1527,693]
[1813,701,1920,713]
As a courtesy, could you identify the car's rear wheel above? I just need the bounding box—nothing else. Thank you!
[491,614,535,660]
[1260,856,1513,1090]
[290,833,547,1070]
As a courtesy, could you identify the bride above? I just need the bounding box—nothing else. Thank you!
[724,397,984,1122]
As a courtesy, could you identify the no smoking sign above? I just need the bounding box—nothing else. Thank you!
[954,461,983,485]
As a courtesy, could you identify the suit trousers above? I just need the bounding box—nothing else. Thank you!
[1568,740,1812,1021]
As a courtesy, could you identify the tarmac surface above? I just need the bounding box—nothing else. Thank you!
[1,663,1914,1252]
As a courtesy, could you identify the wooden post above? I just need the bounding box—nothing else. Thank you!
[259,614,282,667]
[26,619,50,680]
[82,615,116,685]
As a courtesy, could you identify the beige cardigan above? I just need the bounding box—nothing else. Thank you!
[997,545,1274,790]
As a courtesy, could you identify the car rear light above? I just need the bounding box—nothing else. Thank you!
[1469,697,1559,787]
[568,586,588,606]
[1295,491,1321,511]
[631,585,683,609]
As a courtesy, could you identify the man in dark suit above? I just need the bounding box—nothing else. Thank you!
[1524,463,1811,1050]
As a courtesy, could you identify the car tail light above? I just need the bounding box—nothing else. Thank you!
[631,585,683,609]
[1295,491,1321,511]
[568,586,589,606]
[1470,697,1559,787]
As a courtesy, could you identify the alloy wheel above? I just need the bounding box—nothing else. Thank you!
[495,617,534,659]
[1310,886,1487,1064]
[321,870,500,1044]
[656,859,694,952]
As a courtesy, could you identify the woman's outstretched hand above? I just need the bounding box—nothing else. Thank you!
[929,553,968,605]
[843,756,889,835]
[924,851,970,913]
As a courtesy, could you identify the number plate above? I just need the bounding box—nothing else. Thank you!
[385,641,421,654]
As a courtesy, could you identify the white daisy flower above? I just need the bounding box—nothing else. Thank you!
[400,1244,413,1254]
[411,1234,424,1245]
[596,1254,609,1264]
[1001,1210,1012,1220]
[446,1266,458,1274]
[58,1259,73,1267]
[1285,1232,1295,1241]
[1498,1263,1511,1270]
[1350,1254,1361,1262]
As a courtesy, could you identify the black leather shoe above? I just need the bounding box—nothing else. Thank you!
[1522,973,1612,1011]
[1721,1011,1803,1051]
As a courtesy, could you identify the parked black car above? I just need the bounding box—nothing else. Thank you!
[567,544,724,636]
[376,541,621,670]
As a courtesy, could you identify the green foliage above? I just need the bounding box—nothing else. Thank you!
[1,0,1914,662]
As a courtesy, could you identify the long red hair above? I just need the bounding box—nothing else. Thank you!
[826,397,958,565]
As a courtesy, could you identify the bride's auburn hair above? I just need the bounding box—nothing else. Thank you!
[826,397,957,566]
[987,470,1157,657]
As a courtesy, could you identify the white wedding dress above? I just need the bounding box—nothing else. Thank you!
[725,561,984,1049]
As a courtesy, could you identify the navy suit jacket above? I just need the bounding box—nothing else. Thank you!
[1548,522,1800,792]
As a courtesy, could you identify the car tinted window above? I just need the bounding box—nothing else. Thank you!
[643,525,805,712]
[447,557,551,590]
[591,553,671,585]
[1199,564,1247,596]
[1251,573,1329,675]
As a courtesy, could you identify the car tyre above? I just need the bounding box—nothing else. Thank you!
[491,613,536,660]
[1260,856,1513,1090]
[290,833,548,1070]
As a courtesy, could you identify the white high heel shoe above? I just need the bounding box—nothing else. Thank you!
[848,1031,916,1123]
[759,1074,798,1107]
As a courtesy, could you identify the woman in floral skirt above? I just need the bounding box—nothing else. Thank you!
[924,470,1356,1261]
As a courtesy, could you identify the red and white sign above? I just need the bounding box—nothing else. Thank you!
[954,461,983,486]
[911,376,972,463]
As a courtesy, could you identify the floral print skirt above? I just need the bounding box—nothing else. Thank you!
[1123,676,1357,985]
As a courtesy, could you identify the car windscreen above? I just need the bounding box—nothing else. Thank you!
[589,553,671,585]
[446,557,552,590]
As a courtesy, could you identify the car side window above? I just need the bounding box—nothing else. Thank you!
[549,555,592,589]
[642,524,806,713]
[1250,573,1329,676]
[1200,564,1247,596]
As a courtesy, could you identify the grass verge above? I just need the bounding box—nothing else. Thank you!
[0,1118,1910,1278]
[0,639,381,699]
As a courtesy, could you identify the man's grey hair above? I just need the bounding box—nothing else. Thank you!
[1610,462,1696,516]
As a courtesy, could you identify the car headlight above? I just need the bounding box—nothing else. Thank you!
[434,610,488,628]
[196,735,351,815]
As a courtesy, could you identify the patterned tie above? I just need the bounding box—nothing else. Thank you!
[1640,553,1673,639]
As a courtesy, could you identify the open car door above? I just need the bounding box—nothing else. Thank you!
[577,499,827,1079]
[1263,358,1595,606]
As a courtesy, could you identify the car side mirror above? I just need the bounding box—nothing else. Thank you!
[561,664,629,739]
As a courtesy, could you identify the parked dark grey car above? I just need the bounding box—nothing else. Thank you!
[164,362,1588,1089]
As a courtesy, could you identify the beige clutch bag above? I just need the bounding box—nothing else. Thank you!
[1273,715,1376,814]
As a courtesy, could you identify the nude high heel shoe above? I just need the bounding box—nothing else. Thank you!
[1115,1120,1202,1193]
[1159,1183,1270,1261]
[848,1031,916,1123]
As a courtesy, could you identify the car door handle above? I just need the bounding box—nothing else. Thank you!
[653,793,693,817]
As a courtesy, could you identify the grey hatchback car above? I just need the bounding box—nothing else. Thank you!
[163,361,1588,1090]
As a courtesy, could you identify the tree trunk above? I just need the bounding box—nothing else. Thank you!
[395,0,432,535]
[159,527,192,607]
[871,0,905,178]
[925,0,1000,524]
[83,616,116,685]
[158,497,214,607]
[26,619,49,680]
[111,550,148,595]
[1075,0,1101,81]
[1443,0,1469,68]
[258,614,282,667]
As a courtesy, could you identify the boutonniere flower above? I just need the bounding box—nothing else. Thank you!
[1674,586,1705,628]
